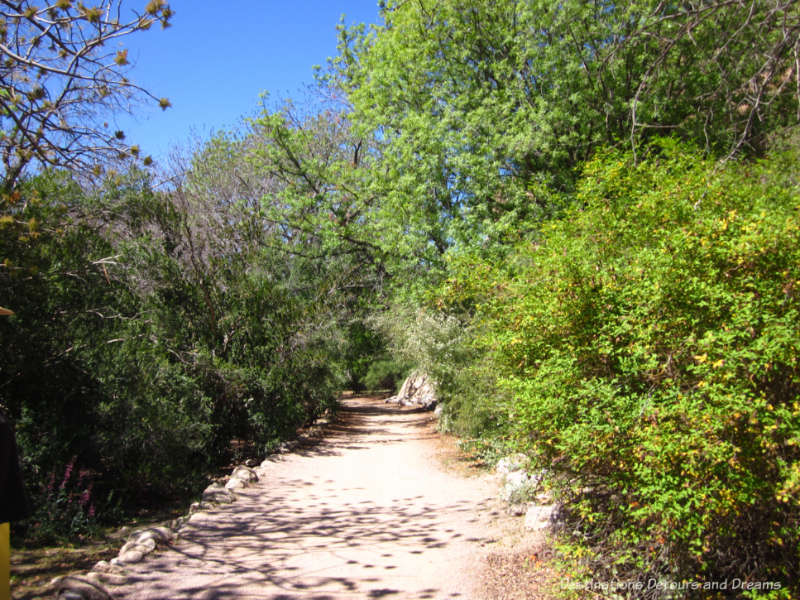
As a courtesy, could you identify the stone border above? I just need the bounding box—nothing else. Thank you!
[49,461,272,599]
[494,454,559,531]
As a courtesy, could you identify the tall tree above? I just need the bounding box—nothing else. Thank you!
[0,0,173,191]
[334,0,800,246]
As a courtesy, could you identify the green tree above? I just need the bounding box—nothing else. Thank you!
[334,0,800,249]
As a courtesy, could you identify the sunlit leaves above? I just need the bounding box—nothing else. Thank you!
[460,142,800,592]
[114,49,129,66]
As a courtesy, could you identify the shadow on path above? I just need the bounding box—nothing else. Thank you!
[108,397,499,600]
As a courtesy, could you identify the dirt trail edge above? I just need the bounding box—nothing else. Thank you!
[103,396,543,600]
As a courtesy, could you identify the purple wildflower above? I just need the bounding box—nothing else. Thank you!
[59,456,77,490]
[79,482,93,507]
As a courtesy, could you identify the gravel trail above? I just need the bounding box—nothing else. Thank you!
[105,397,518,600]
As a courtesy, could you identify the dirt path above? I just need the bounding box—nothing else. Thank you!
[103,396,542,600]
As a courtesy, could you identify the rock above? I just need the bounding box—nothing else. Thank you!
[244,458,257,467]
[92,561,113,573]
[188,511,209,523]
[88,569,128,586]
[170,515,189,530]
[524,504,557,530]
[499,470,534,503]
[117,549,145,564]
[507,502,527,516]
[202,486,235,504]
[54,575,112,600]
[385,371,438,410]
[137,526,173,544]
[232,465,258,482]
[224,476,247,490]
[495,454,529,477]
[89,561,127,586]
[281,440,299,452]
[260,458,274,468]
[433,404,444,418]
[119,536,156,555]
[83,573,105,586]
[495,454,547,506]
[134,537,157,553]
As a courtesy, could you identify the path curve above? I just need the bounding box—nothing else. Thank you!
[105,397,514,600]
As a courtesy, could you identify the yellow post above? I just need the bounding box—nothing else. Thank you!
[0,521,9,600]
[1,307,14,600]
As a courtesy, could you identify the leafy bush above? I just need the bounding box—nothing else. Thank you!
[362,356,414,392]
[465,141,800,596]
[2,168,347,542]
[22,457,100,545]
[368,302,503,435]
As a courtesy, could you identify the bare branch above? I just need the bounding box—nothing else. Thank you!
[0,0,173,190]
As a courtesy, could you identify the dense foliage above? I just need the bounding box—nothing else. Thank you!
[1,164,351,542]
[333,0,800,253]
[2,1,800,596]
[438,142,800,595]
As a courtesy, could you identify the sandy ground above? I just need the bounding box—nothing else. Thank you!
[103,397,546,600]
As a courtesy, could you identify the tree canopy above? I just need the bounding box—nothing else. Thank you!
[332,0,800,246]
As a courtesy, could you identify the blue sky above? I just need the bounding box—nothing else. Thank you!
[114,1,381,164]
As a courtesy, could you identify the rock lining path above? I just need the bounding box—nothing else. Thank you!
[104,396,529,600]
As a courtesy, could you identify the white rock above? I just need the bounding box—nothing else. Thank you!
[225,476,247,490]
[132,537,157,554]
[115,525,131,538]
[499,470,533,503]
[495,454,529,477]
[232,465,258,482]
[139,526,173,544]
[84,572,104,585]
[387,372,438,409]
[202,487,235,503]
[524,504,557,530]
[117,549,145,564]
[188,511,209,523]
[92,560,112,573]
[89,569,128,586]
[53,575,112,600]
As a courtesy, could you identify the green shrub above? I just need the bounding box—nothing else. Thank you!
[472,141,800,596]
[2,169,346,542]
[368,302,504,436]
[362,356,414,392]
